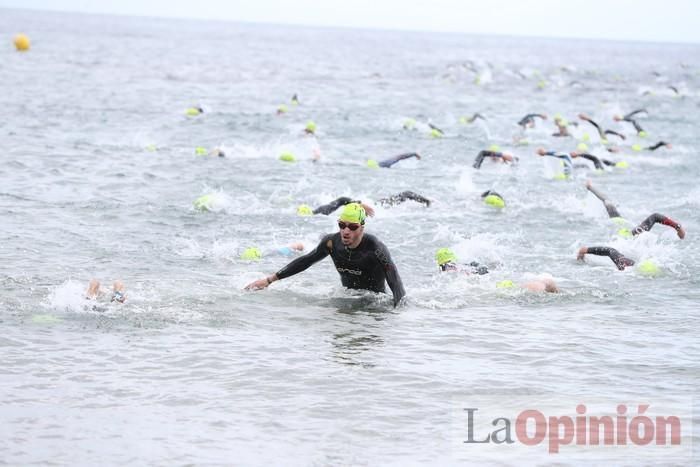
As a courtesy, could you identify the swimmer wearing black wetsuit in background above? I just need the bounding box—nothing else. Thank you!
[472,150,516,169]
[577,246,635,270]
[518,113,547,129]
[585,180,685,238]
[614,109,647,135]
[312,191,430,216]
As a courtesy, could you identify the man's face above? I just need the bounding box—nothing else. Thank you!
[338,221,364,246]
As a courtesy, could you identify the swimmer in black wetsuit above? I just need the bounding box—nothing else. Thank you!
[472,150,516,169]
[428,123,444,136]
[378,152,422,168]
[86,279,126,303]
[646,141,672,151]
[435,248,489,275]
[464,112,486,123]
[613,109,647,135]
[570,151,618,170]
[585,180,685,239]
[577,246,635,270]
[518,113,547,129]
[578,113,625,141]
[536,148,573,177]
[245,203,406,306]
[311,191,430,217]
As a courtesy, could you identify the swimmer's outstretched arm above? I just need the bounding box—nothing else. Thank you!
[379,152,421,168]
[577,246,635,270]
[245,235,332,290]
[313,197,354,215]
[428,123,444,134]
[573,152,605,170]
[578,113,605,140]
[377,191,431,207]
[313,197,375,217]
[623,108,647,120]
[645,141,671,151]
[632,213,685,239]
[584,180,621,218]
[604,130,626,141]
[469,112,486,122]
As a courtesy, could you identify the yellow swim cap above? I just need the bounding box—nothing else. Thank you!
[582,133,591,142]
[193,194,214,211]
[241,247,262,261]
[488,144,500,152]
[185,107,202,116]
[577,142,589,151]
[553,173,568,180]
[277,104,288,114]
[496,280,515,288]
[338,203,366,224]
[297,204,313,216]
[637,259,660,277]
[459,116,468,124]
[305,121,316,133]
[483,194,505,208]
[145,144,157,152]
[610,217,628,226]
[435,248,457,266]
[617,228,633,238]
[638,131,647,138]
[403,118,416,129]
[615,161,629,168]
[279,151,296,162]
[195,146,208,156]
[429,128,442,138]
[366,159,379,169]
[632,144,642,152]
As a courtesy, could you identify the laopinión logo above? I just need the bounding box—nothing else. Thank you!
[463,404,682,454]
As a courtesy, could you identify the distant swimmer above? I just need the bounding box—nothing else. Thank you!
[585,180,685,239]
[646,141,672,151]
[613,108,647,135]
[481,190,505,208]
[428,123,445,135]
[240,242,305,260]
[308,191,430,217]
[577,246,635,270]
[461,113,486,124]
[291,93,299,105]
[578,113,623,141]
[536,148,573,178]
[86,279,126,303]
[185,106,204,116]
[245,203,406,307]
[552,116,571,137]
[472,149,516,169]
[435,248,489,274]
[518,113,547,129]
[367,152,422,169]
[570,151,619,170]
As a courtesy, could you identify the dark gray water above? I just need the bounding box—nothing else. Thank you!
[1,8,699,465]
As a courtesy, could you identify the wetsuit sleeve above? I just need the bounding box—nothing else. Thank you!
[374,242,405,307]
[276,235,332,279]
[604,130,626,140]
[602,159,616,167]
[313,197,354,215]
[624,109,646,120]
[379,152,419,168]
[472,150,489,169]
[397,191,430,206]
[645,141,666,151]
[585,246,631,270]
[580,153,604,170]
[583,118,605,139]
[632,213,681,235]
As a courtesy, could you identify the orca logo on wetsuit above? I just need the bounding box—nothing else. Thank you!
[337,267,362,275]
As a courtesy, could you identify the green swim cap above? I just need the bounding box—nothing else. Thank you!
[366,159,379,169]
[632,144,642,152]
[279,151,296,162]
[305,121,316,133]
[459,116,468,124]
[577,142,589,151]
[488,144,500,152]
[637,259,660,277]
[615,161,629,168]
[516,138,529,146]
[403,118,416,129]
[338,203,366,224]
[537,80,547,89]
[617,228,633,238]
[554,173,568,180]
[435,248,457,266]
[429,128,442,138]
[193,194,214,211]
[297,204,313,216]
[145,144,157,152]
[496,280,515,289]
[582,133,591,142]
[610,217,628,226]
[277,104,288,114]
[185,107,201,116]
[638,131,647,138]
[483,194,505,208]
[241,247,262,261]
[195,146,208,156]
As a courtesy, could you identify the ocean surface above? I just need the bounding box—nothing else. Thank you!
[1,8,699,465]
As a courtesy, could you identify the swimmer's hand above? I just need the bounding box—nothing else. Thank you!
[361,203,375,218]
[577,247,588,261]
[677,226,686,240]
[245,276,276,291]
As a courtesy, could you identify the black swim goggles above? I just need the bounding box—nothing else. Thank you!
[338,221,362,231]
